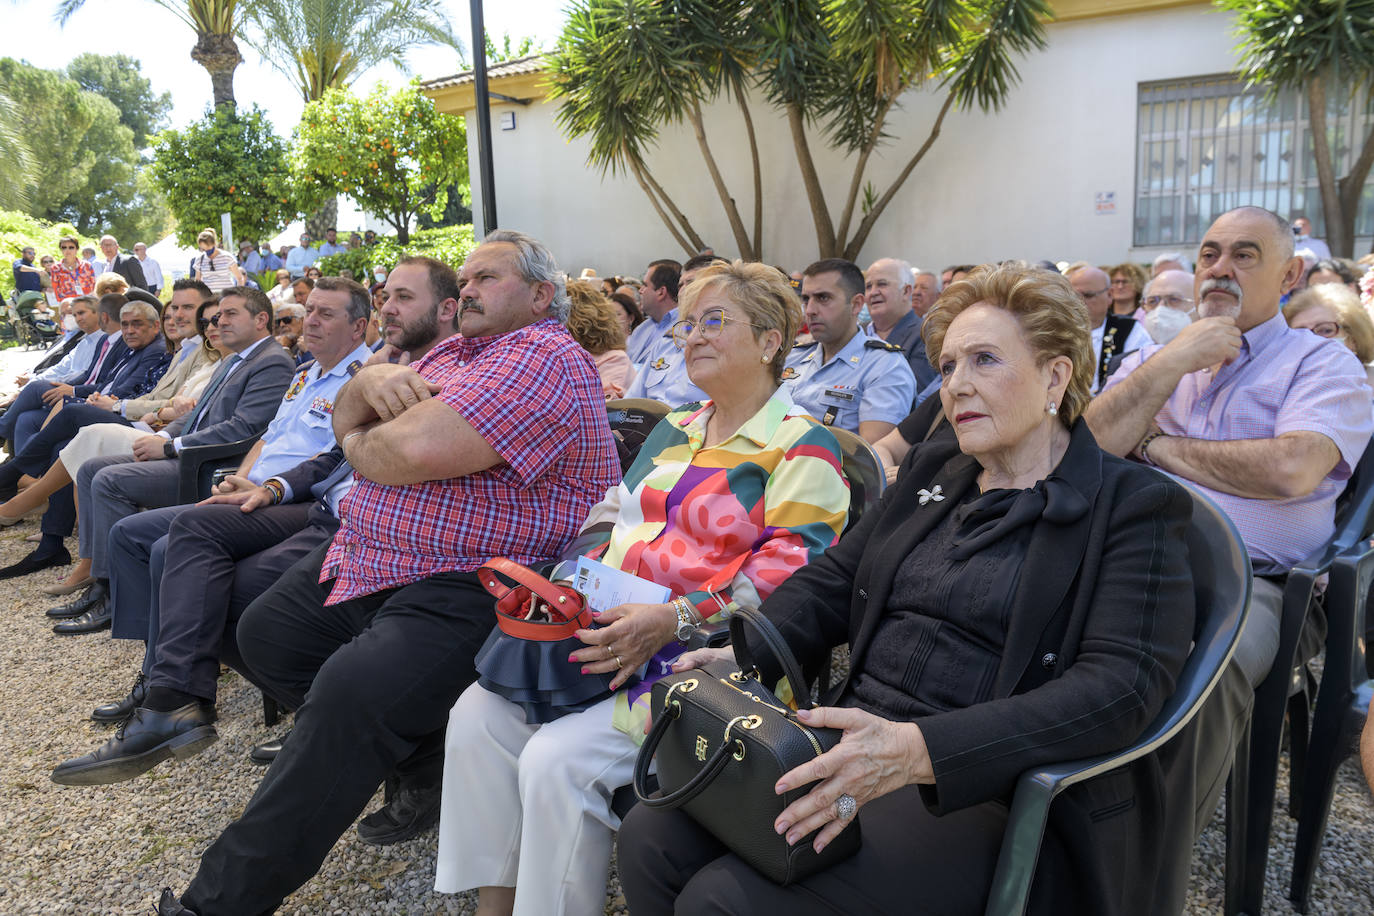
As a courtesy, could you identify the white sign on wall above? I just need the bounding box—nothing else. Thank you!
[1095,191,1116,216]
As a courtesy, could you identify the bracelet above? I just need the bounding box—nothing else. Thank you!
[262,479,285,505]
[342,429,365,451]
[1138,430,1167,467]
[673,595,701,625]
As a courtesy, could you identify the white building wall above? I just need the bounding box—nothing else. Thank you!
[464,5,1251,276]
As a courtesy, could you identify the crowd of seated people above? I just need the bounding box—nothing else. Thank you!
[1,209,1372,916]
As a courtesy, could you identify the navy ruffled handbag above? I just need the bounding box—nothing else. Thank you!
[473,558,620,724]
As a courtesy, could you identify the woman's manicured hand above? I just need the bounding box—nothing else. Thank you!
[572,602,677,690]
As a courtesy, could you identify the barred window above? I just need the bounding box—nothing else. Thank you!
[1134,74,1374,248]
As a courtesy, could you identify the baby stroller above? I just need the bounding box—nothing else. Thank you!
[15,291,61,350]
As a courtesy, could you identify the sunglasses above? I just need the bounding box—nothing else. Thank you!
[198,313,222,331]
[60,245,77,251]
[275,316,297,326]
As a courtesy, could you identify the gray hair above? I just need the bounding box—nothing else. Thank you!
[482,229,571,323]
[119,301,160,325]
[914,269,940,290]
[1152,250,1193,273]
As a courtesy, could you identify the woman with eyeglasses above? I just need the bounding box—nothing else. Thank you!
[433,260,852,916]
[48,236,96,301]
[192,228,245,293]
[1108,262,1148,318]
[1284,283,1374,388]
[0,300,228,551]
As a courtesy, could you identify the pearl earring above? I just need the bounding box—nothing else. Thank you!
[762,354,772,364]
[1047,402,1058,417]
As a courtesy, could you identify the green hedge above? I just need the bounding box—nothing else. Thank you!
[1,211,95,299]
[315,225,477,282]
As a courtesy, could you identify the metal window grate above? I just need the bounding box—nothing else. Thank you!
[1134,74,1374,247]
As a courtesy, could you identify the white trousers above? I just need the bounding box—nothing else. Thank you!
[434,682,642,916]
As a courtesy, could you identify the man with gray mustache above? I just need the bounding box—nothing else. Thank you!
[1084,206,1372,876]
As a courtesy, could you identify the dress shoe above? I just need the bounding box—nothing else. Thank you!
[52,602,112,635]
[157,889,197,915]
[91,673,147,724]
[42,574,93,597]
[50,703,218,786]
[0,545,70,580]
[249,729,290,765]
[356,779,442,845]
[46,581,106,618]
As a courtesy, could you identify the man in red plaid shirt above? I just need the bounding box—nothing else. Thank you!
[157,231,621,916]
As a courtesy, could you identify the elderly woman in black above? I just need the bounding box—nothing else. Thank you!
[618,262,1197,915]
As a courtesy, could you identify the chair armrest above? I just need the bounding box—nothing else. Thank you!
[686,619,731,650]
[176,435,261,503]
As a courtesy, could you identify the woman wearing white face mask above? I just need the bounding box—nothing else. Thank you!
[1140,270,1195,344]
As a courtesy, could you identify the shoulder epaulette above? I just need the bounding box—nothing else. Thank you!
[864,338,904,353]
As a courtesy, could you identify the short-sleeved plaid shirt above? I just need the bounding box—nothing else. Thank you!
[320,319,621,604]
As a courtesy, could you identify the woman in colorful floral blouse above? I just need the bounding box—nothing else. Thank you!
[434,260,853,916]
[47,236,95,301]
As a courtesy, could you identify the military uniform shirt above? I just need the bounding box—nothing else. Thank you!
[626,308,679,366]
[245,341,374,484]
[782,328,917,433]
[624,348,708,410]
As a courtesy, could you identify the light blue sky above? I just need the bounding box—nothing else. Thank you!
[1,0,570,138]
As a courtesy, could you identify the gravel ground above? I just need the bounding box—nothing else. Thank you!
[0,343,1369,914]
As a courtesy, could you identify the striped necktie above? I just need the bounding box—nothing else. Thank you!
[183,354,241,433]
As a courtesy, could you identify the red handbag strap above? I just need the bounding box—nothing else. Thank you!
[478,558,594,640]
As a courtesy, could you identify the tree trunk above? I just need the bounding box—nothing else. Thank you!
[630,158,694,255]
[1337,117,1374,257]
[687,99,755,260]
[632,151,708,253]
[785,102,837,258]
[835,96,896,249]
[731,74,764,261]
[191,32,243,111]
[306,197,337,242]
[842,93,957,262]
[1305,77,1347,257]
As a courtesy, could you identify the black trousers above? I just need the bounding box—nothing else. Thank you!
[144,501,335,701]
[618,784,1081,916]
[181,541,495,916]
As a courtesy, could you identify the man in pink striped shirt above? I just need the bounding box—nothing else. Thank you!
[1087,205,1373,836]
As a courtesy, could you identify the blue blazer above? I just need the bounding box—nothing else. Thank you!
[71,335,130,395]
[74,336,172,400]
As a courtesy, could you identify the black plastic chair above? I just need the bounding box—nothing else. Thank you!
[1228,441,1374,916]
[175,434,261,505]
[985,484,1251,916]
[827,427,886,535]
[605,398,671,473]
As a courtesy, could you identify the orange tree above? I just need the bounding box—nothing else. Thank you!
[294,83,468,245]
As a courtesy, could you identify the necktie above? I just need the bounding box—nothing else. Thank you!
[83,337,112,385]
[183,354,241,433]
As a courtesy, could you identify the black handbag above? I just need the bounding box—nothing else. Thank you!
[632,606,861,885]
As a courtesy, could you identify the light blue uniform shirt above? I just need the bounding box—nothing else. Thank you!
[285,245,318,278]
[623,348,708,409]
[626,308,678,365]
[244,341,373,483]
[37,330,110,384]
[782,328,916,433]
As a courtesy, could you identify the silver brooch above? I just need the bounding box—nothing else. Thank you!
[917,485,945,506]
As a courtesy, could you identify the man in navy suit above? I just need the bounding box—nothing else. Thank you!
[0,293,127,452]
[0,299,172,578]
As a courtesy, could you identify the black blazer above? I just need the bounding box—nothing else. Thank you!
[107,252,149,291]
[754,419,1197,914]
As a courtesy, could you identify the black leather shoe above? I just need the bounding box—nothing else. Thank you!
[91,673,147,723]
[46,581,107,619]
[51,601,111,635]
[356,779,442,845]
[50,703,217,786]
[0,545,70,580]
[156,888,197,915]
[249,729,290,765]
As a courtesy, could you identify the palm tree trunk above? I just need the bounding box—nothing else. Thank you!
[632,152,708,253]
[842,93,956,262]
[630,158,695,255]
[306,198,337,243]
[730,75,764,261]
[786,102,837,258]
[835,96,896,250]
[687,99,755,260]
[1305,76,1347,257]
[191,32,243,111]
[1337,118,1374,257]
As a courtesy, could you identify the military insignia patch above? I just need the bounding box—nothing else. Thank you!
[284,370,309,400]
[650,357,670,370]
[780,367,799,380]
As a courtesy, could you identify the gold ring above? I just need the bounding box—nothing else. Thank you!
[614,655,623,668]
[606,644,615,660]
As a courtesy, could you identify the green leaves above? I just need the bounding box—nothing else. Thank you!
[150,105,300,247]
[1217,0,1374,90]
[293,83,468,244]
